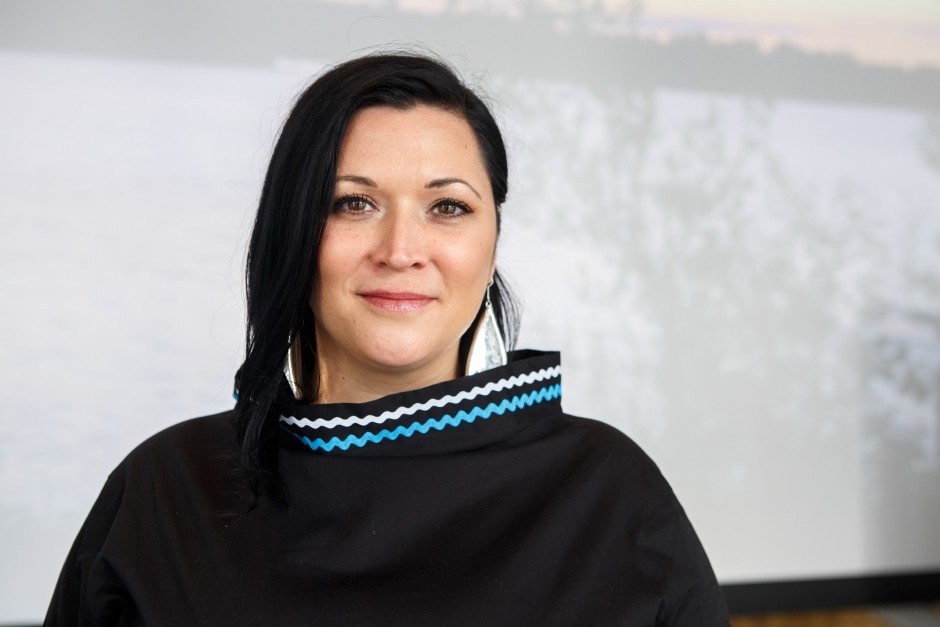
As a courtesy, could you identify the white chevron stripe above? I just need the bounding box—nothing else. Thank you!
[279,366,561,430]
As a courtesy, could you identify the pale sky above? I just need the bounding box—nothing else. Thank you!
[648,0,938,21]
[374,0,940,69]
[637,0,940,68]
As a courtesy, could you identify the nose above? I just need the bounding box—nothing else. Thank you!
[370,207,428,270]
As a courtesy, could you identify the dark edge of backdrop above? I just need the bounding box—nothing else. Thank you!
[721,571,940,614]
[4,572,939,624]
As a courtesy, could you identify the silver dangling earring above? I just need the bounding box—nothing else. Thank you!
[465,282,508,376]
[284,336,303,400]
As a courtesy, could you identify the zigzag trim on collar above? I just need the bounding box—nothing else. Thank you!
[279,366,561,431]
[284,383,561,452]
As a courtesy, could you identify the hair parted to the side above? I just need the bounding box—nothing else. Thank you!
[235,52,519,504]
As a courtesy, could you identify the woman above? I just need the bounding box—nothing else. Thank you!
[46,53,729,625]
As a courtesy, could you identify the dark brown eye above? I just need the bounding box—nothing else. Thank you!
[433,199,472,217]
[333,194,372,213]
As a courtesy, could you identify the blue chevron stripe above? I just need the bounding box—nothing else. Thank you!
[284,383,561,453]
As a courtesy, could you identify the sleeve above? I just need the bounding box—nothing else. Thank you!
[653,503,730,626]
[44,468,131,627]
[575,416,730,625]
[597,420,730,626]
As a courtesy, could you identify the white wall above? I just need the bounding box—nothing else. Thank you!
[2,0,940,622]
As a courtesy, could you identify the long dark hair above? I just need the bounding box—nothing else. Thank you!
[235,53,519,502]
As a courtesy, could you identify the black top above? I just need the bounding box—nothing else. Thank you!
[46,350,729,625]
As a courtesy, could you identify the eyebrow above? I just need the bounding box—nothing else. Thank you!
[426,177,482,200]
[335,174,482,200]
[335,174,377,186]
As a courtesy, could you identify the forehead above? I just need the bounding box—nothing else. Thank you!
[337,105,489,188]
[343,104,475,145]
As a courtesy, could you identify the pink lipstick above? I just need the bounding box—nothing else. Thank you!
[360,291,434,312]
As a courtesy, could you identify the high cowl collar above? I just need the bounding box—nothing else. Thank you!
[278,350,561,457]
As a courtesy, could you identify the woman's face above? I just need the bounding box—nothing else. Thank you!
[310,105,498,399]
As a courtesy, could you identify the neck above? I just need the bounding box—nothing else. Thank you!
[314,351,461,405]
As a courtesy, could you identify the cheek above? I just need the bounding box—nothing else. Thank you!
[449,229,497,292]
[479,224,499,277]
[310,225,350,314]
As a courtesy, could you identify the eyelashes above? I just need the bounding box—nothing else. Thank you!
[332,193,373,214]
[432,197,474,218]
[331,193,475,219]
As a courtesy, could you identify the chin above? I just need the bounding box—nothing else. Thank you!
[367,349,436,370]
[362,338,456,372]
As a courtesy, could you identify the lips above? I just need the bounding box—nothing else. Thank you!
[359,291,435,312]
